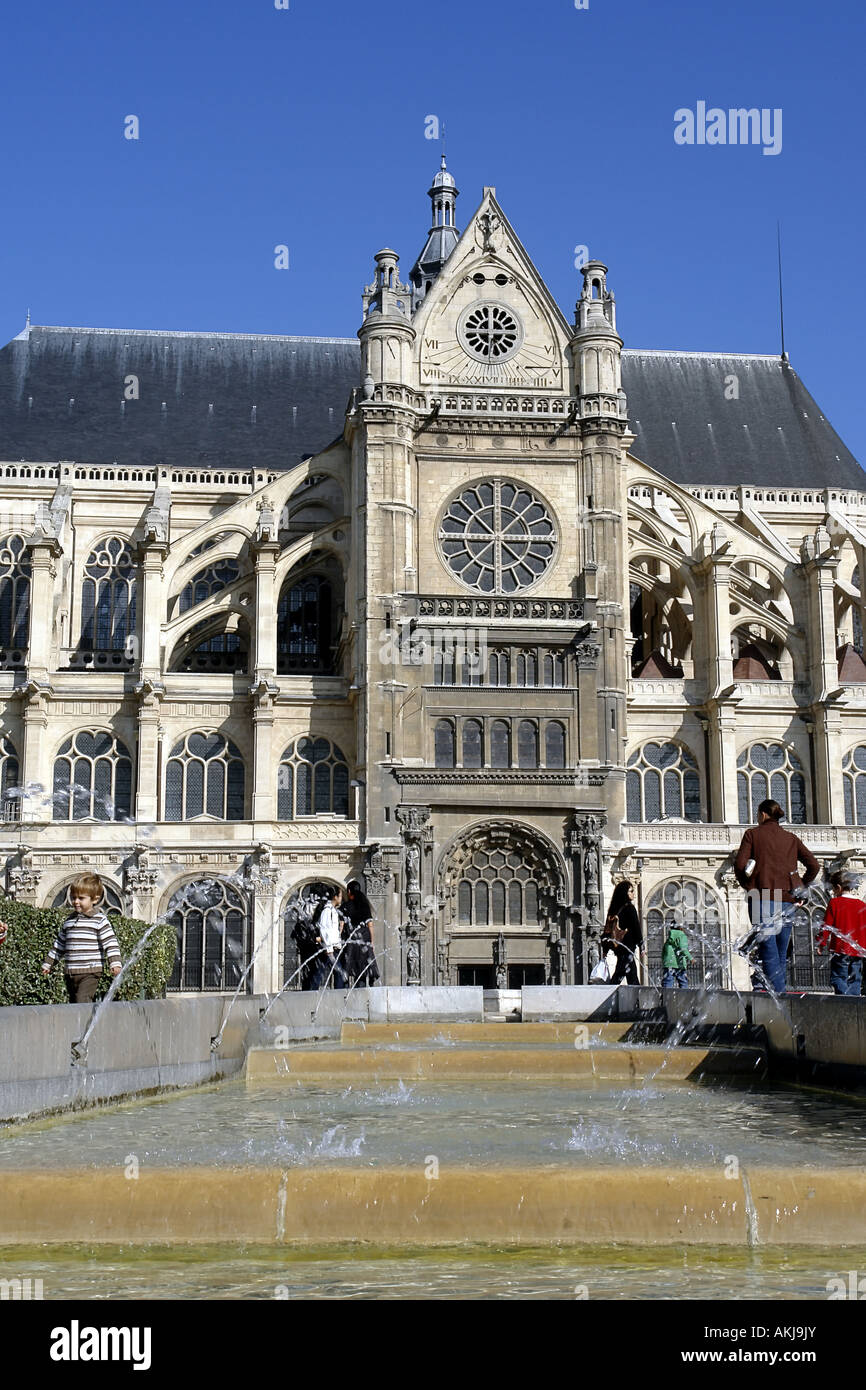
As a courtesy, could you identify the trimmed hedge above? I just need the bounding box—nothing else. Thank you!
[0,897,177,1006]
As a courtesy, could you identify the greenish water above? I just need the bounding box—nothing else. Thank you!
[0,1243,859,1300]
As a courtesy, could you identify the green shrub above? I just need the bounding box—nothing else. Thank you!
[0,898,177,1007]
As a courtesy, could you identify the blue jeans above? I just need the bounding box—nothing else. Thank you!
[662,968,689,989]
[752,899,796,995]
[830,954,863,996]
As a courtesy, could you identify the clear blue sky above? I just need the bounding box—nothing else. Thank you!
[2,0,864,461]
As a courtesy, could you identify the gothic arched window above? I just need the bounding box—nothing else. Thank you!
[165,732,245,820]
[488,650,510,686]
[736,742,806,824]
[277,737,349,817]
[490,719,511,768]
[434,720,456,769]
[277,575,333,673]
[545,721,566,769]
[0,735,20,821]
[81,537,137,652]
[178,559,240,613]
[462,719,483,768]
[456,848,540,927]
[645,879,724,988]
[542,652,565,687]
[517,719,538,769]
[626,742,701,822]
[0,535,31,652]
[53,730,133,822]
[167,878,250,992]
[843,746,866,824]
[433,648,455,685]
[516,650,537,687]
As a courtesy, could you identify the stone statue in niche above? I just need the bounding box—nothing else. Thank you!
[406,937,420,984]
[405,842,421,893]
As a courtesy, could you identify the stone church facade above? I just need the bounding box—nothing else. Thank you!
[1,159,866,992]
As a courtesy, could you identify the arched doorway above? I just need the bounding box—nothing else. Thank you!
[436,820,569,986]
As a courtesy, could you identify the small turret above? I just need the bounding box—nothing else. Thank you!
[571,260,625,411]
[361,248,412,321]
[409,156,460,309]
[359,249,416,390]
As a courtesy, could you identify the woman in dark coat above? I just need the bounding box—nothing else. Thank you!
[605,880,643,985]
[341,881,381,986]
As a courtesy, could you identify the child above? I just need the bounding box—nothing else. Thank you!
[41,873,122,1003]
[661,919,692,989]
[817,871,866,996]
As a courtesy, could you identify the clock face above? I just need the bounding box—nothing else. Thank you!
[422,299,561,387]
[458,302,523,363]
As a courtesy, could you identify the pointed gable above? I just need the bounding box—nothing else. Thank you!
[411,188,571,395]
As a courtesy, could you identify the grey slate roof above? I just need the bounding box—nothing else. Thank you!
[0,326,361,472]
[621,350,865,490]
[0,327,862,489]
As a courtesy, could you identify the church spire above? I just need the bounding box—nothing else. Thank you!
[409,156,460,310]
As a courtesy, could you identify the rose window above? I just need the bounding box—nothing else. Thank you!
[439,479,557,593]
[459,303,522,362]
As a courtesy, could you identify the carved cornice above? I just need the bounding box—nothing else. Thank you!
[393,770,606,786]
[416,596,584,622]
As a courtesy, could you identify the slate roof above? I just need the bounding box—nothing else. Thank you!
[0,326,360,472]
[0,326,862,489]
[621,350,865,490]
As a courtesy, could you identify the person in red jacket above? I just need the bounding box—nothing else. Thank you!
[818,870,866,995]
[734,798,820,994]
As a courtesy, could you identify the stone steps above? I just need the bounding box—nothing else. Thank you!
[0,1164,860,1246]
[245,1043,767,1083]
[339,1021,668,1044]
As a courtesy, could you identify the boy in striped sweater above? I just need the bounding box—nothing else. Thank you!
[41,873,122,1003]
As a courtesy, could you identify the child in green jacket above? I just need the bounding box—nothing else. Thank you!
[661,923,692,989]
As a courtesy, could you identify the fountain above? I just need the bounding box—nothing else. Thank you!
[3,829,866,1298]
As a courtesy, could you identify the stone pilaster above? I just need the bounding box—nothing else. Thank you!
[568,811,607,982]
[25,537,61,680]
[395,804,432,984]
[19,684,51,824]
[363,842,401,984]
[250,679,279,823]
[133,679,165,823]
[801,530,844,823]
[706,703,741,825]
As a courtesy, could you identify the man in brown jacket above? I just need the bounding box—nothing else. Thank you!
[734,799,821,994]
